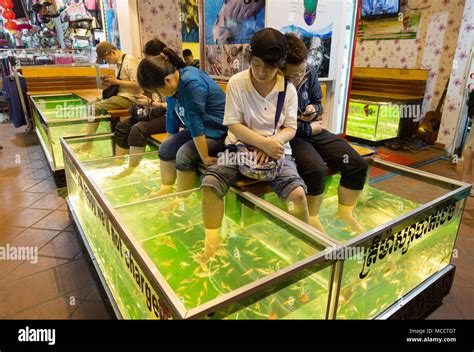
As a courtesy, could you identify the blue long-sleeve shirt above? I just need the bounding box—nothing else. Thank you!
[166,66,227,139]
[295,64,324,138]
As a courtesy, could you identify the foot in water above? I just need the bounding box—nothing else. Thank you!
[309,215,326,233]
[336,204,365,234]
[156,184,174,197]
[109,166,136,180]
[199,228,222,264]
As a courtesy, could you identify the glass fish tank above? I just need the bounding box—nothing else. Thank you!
[260,160,469,319]
[61,135,337,320]
[30,93,113,171]
[61,135,470,319]
[346,99,401,142]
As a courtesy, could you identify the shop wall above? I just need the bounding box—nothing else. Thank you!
[437,0,474,150]
[354,0,466,119]
[117,0,142,58]
[137,0,182,54]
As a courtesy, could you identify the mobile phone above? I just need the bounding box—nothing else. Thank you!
[301,110,316,116]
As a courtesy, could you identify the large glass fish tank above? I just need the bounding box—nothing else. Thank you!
[30,93,113,172]
[345,99,401,142]
[61,134,470,319]
[62,134,337,319]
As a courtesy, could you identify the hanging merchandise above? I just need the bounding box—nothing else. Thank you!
[1,71,31,128]
[1,0,17,34]
[61,1,94,29]
[32,0,60,24]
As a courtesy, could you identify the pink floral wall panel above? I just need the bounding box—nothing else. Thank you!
[138,0,182,53]
[437,0,473,148]
[354,0,466,120]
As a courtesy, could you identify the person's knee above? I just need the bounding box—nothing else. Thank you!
[175,145,198,171]
[341,156,369,190]
[114,122,130,149]
[302,166,326,196]
[158,139,176,161]
[353,156,369,173]
[201,174,227,199]
[128,124,147,148]
[286,186,307,205]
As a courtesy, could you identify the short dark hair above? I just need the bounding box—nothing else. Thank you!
[182,49,193,57]
[143,38,167,56]
[244,46,285,70]
[284,33,308,65]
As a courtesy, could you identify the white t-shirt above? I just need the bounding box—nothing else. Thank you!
[223,69,298,155]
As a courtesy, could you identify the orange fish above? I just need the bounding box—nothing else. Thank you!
[300,294,309,303]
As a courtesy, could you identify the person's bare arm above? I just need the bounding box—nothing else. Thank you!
[193,135,217,166]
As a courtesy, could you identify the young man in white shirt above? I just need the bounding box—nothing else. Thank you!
[200,28,310,262]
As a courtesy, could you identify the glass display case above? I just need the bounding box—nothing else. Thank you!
[30,93,113,173]
[345,99,401,142]
[62,134,338,320]
[62,134,470,319]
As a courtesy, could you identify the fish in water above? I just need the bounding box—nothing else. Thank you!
[299,294,309,303]
[269,312,278,320]
[242,268,254,277]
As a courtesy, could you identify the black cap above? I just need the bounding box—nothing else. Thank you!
[250,28,287,63]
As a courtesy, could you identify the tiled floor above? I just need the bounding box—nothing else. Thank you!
[0,122,112,319]
[0,122,472,319]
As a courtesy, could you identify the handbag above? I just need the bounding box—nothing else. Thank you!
[129,102,166,122]
[102,54,125,100]
[236,81,288,181]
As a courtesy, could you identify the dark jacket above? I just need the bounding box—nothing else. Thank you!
[295,64,324,138]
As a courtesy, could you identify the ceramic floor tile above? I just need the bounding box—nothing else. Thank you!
[5,228,59,249]
[449,285,474,319]
[70,301,111,320]
[29,193,66,210]
[0,225,25,244]
[3,208,52,228]
[55,258,96,295]
[33,210,71,231]
[40,232,82,260]
[0,256,69,284]
[0,269,60,318]
[3,192,46,208]
[6,296,78,320]
[26,179,57,193]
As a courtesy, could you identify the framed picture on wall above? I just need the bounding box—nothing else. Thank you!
[103,0,120,49]
[201,0,266,81]
[181,0,200,43]
[265,0,341,80]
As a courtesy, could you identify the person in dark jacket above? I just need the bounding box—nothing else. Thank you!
[283,33,369,234]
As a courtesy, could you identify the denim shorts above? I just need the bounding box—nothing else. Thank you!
[202,155,307,200]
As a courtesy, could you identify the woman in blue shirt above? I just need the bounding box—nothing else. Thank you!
[137,48,227,194]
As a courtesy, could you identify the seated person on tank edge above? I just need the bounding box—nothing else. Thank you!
[111,39,170,178]
[282,33,369,234]
[79,41,141,151]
